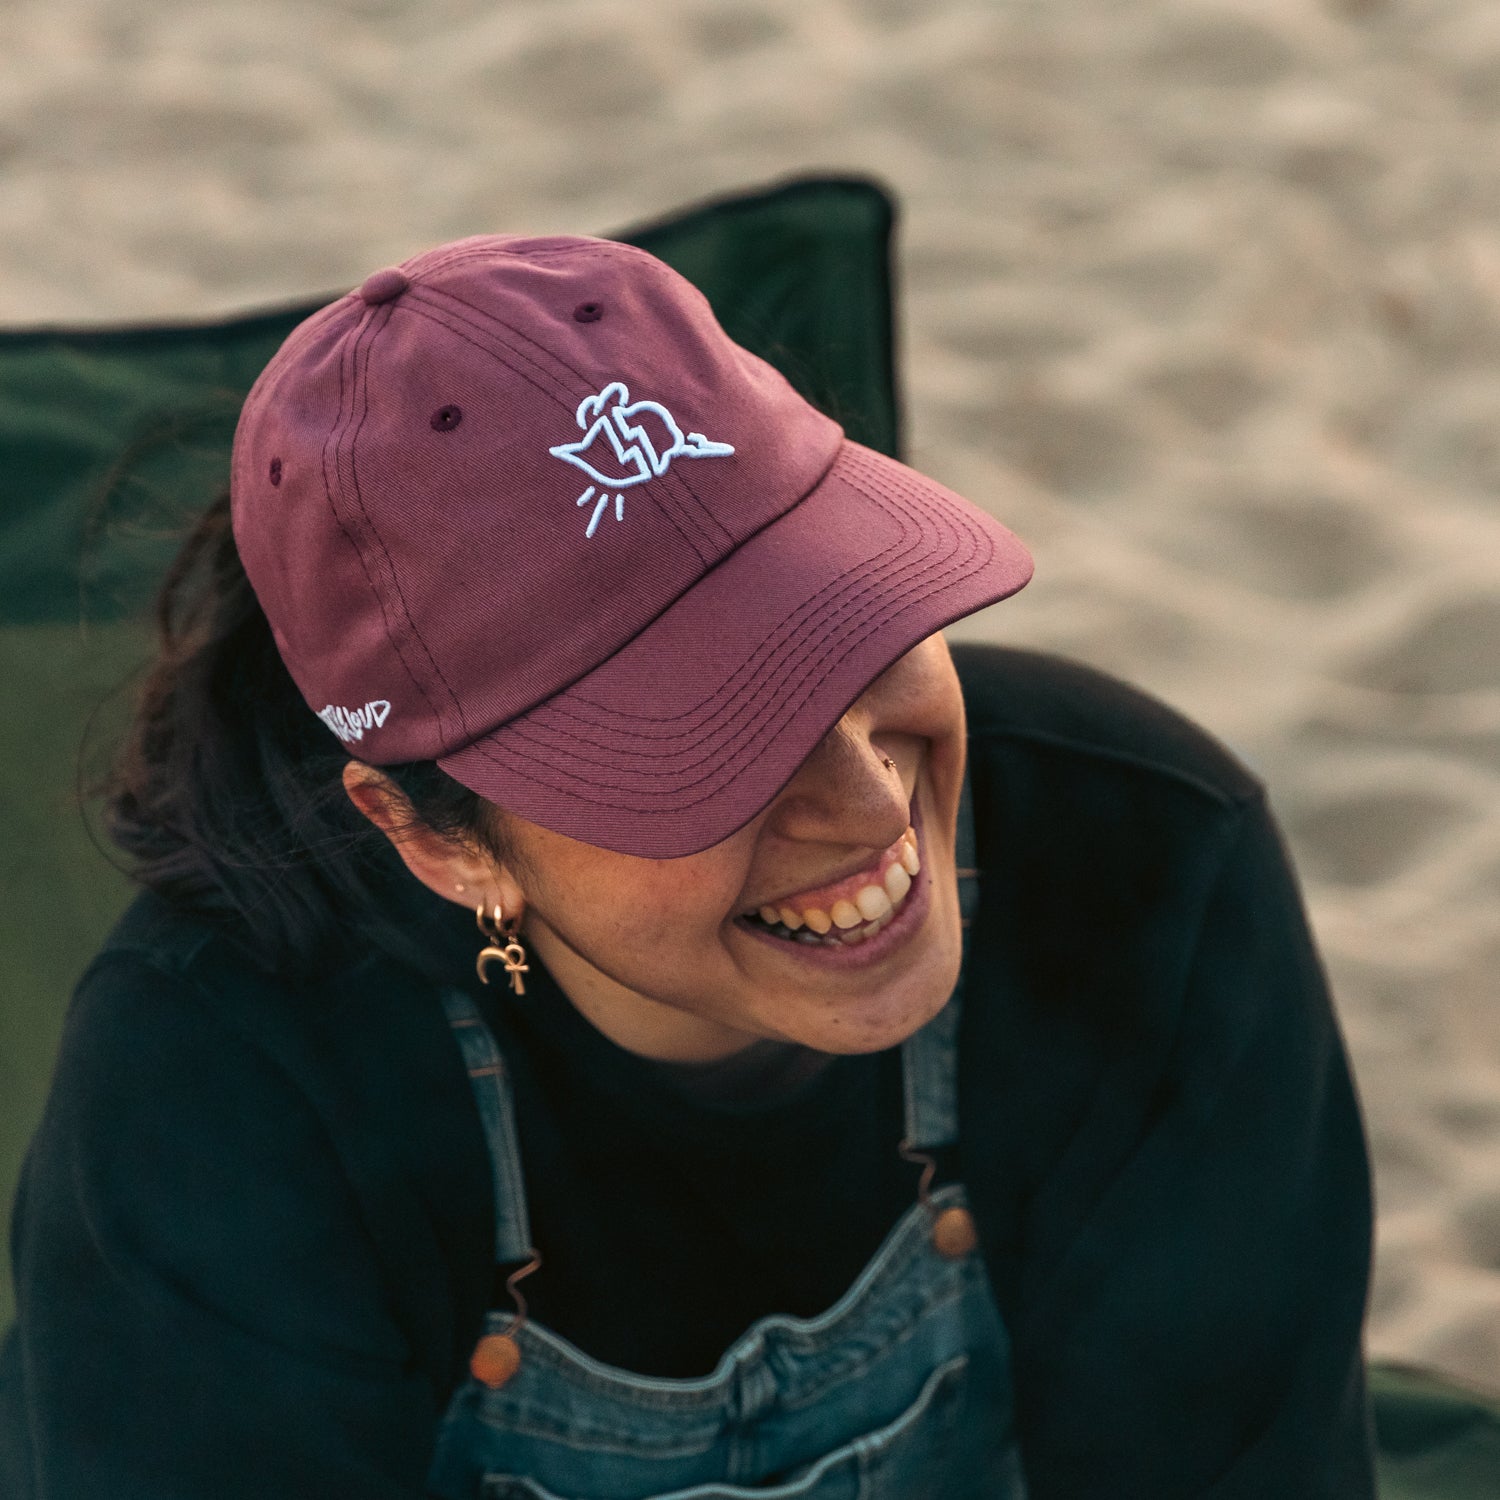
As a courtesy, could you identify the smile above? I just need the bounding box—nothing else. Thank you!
[740,827,921,948]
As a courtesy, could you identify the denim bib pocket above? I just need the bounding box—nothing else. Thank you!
[478,1351,970,1500]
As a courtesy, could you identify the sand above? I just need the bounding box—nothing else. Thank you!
[3,0,1498,1393]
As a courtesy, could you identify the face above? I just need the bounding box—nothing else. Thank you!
[492,633,968,1062]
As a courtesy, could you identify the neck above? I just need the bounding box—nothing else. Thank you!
[525,923,773,1063]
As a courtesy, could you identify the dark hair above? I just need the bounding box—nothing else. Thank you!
[80,488,513,983]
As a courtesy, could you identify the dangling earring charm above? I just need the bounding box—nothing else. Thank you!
[476,902,530,995]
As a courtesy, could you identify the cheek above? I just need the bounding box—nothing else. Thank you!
[863,641,965,753]
[917,673,965,748]
[550,868,748,1004]
[558,864,743,952]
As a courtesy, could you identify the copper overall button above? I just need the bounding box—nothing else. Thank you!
[931,1205,978,1259]
[470,1332,521,1389]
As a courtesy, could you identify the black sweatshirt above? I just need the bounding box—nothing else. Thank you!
[0,643,1378,1498]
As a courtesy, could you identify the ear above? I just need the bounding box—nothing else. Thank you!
[341,760,521,913]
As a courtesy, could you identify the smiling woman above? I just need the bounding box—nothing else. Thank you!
[0,234,1377,1500]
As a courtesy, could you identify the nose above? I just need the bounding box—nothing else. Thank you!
[765,712,911,851]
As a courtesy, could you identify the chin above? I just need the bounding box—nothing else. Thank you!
[791,973,958,1056]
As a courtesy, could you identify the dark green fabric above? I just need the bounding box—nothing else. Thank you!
[0,175,898,1331]
[1372,1363,1500,1499]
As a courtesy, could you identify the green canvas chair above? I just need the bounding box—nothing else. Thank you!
[2,174,1496,1496]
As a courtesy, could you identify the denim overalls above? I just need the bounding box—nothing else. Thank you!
[426,779,1026,1500]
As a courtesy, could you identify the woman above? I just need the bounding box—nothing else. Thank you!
[0,235,1376,1498]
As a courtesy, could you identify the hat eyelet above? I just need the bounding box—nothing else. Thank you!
[431,405,463,432]
[268,457,283,486]
[573,301,604,323]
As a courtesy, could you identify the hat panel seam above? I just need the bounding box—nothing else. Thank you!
[232,357,309,665]
[472,239,698,290]
[457,486,993,809]
[407,245,751,560]
[405,240,702,341]
[401,289,719,568]
[654,452,739,554]
[407,243,694,354]
[415,277,597,390]
[347,301,472,737]
[399,240,502,279]
[317,308,431,724]
[404,286,583,410]
[323,302,468,744]
[411,238,658,275]
[347,302,473,737]
[629,470,726,570]
[407,239,738,559]
[413,282,734,564]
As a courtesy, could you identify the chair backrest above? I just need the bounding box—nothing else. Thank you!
[1372,1360,1500,1499]
[0,176,901,1323]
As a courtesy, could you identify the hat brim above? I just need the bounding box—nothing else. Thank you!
[438,440,1033,857]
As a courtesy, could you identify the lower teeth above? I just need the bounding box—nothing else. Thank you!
[766,914,895,946]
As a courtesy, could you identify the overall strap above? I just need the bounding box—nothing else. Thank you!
[900,761,978,1153]
[439,987,535,1264]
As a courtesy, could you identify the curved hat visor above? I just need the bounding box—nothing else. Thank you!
[438,440,1034,858]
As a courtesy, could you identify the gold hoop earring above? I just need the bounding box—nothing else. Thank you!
[475,902,530,996]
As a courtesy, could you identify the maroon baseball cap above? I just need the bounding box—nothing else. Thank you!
[230,234,1034,858]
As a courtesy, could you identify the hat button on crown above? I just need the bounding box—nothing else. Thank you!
[358,267,410,305]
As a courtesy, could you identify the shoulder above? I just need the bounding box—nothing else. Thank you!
[44,890,369,1223]
[27,885,492,1388]
[950,642,1289,1141]
[64,888,346,1133]
[21,912,408,1363]
[79,885,405,1084]
[7,902,470,1496]
[950,640,1263,811]
[67,889,481,1211]
[55,889,303,1133]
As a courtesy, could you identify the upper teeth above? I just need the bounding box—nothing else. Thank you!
[752,828,920,943]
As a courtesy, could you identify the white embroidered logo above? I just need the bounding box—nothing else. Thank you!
[318,700,391,743]
[549,381,735,538]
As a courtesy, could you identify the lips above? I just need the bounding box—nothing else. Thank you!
[740,827,922,948]
[733,833,933,974]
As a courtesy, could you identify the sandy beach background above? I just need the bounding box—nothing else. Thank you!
[4,0,1499,1393]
